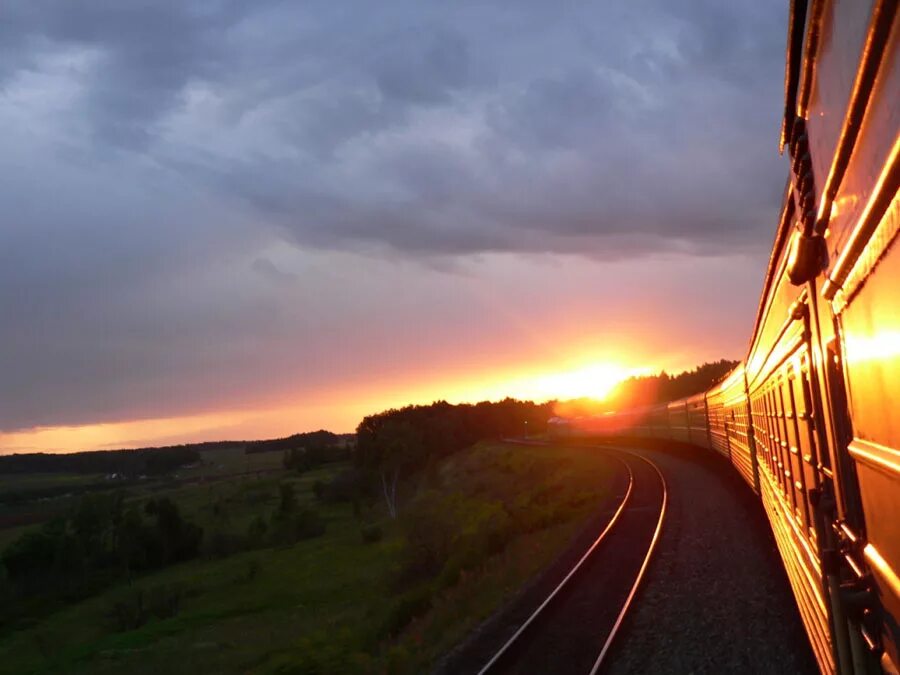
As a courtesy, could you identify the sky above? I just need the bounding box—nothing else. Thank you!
[0,0,789,453]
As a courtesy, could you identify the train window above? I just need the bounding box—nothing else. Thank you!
[775,382,797,509]
[796,366,822,505]
[755,397,767,471]
[776,384,792,501]
[763,394,775,474]
[758,394,773,474]
[785,372,811,531]
[766,388,781,484]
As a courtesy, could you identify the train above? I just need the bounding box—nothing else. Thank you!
[553,2,899,673]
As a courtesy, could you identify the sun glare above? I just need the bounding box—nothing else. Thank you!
[506,362,642,402]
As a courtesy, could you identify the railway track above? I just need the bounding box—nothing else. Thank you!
[477,447,667,675]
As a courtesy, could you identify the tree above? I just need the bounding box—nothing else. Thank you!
[354,398,555,517]
[144,498,202,566]
[277,483,297,519]
[375,419,423,519]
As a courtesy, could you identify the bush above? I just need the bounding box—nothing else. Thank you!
[0,563,11,603]
[206,530,247,558]
[236,559,261,584]
[395,491,513,589]
[312,479,326,501]
[276,483,297,519]
[271,508,326,546]
[106,584,185,632]
[144,498,203,566]
[247,515,268,547]
[269,629,370,674]
[381,585,433,638]
[312,469,364,504]
[360,524,383,544]
[395,491,461,584]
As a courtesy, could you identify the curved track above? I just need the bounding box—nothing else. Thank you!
[478,447,667,675]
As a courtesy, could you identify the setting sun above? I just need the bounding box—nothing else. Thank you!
[502,362,647,402]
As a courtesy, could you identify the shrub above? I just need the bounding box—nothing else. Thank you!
[0,563,11,603]
[270,629,370,674]
[360,524,383,544]
[271,508,326,546]
[312,469,364,504]
[384,644,415,675]
[311,479,326,501]
[395,491,512,590]
[247,515,268,547]
[381,585,433,638]
[276,483,297,519]
[206,530,247,558]
[144,498,203,566]
[106,584,184,632]
[237,559,261,584]
[396,491,461,584]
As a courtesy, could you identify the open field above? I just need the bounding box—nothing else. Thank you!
[0,446,289,539]
[0,473,106,493]
[0,442,618,674]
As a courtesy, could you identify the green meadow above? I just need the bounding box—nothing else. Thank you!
[0,442,616,674]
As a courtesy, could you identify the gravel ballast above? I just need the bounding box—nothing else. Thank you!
[604,441,818,674]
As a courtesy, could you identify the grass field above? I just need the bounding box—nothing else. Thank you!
[0,446,286,541]
[0,442,617,674]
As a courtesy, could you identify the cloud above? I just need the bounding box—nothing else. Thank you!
[3,0,787,256]
[0,0,788,434]
[251,257,298,284]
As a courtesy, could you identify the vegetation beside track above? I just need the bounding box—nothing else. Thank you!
[0,441,616,674]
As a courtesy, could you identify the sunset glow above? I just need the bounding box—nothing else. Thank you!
[495,362,646,402]
[0,358,653,454]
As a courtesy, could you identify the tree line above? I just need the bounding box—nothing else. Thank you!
[245,430,350,454]
[0,446,206,477]
[1,493,202,612]
[614,359,739,405]
[355,398,552,518]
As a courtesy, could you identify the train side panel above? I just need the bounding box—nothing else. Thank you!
[837,221,900,670]
[799,0,900,669]
[747,276,836,673]
[686,394,710,450]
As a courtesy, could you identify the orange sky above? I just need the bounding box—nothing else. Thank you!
[0,250,762,455]
[0,349,677,454]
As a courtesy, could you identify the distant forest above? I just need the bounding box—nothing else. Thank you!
[0,431,352,476]
[245,430,347,454]
[0,446,205,477]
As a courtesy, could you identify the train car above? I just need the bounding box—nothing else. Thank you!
[685,393,709,450]
[706,364,760,491]
[666,398,690,444]
[775,0,898,671]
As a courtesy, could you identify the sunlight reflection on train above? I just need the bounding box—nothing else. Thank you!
[843,330,900,364]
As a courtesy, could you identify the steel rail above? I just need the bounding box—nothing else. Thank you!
[477,453,635,675]
[478,444,668,675]
[589,447,669,674]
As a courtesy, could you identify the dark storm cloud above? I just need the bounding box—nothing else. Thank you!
[2,0,787,253]
[0,0,788,433]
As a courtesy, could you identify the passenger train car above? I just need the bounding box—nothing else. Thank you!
[555,2,899,673]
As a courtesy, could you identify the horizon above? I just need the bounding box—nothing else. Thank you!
[0,358,735,455]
